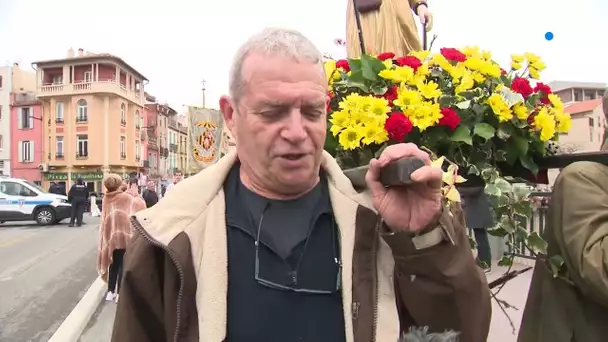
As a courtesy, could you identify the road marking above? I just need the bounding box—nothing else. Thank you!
[0,234,31,248]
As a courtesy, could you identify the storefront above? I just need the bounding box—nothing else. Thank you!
[43,171,104,194]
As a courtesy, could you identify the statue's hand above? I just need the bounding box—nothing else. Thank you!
[417,5,433,31]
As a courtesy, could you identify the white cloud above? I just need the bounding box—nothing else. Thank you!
[1,0,606,111]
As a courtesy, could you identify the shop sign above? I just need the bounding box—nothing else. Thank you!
[46,173,68,181]
[71,172,104,181]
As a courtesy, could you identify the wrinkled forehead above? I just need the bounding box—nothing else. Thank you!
[241,53,326,106]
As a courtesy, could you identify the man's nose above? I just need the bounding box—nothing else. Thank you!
[281,111,307,142]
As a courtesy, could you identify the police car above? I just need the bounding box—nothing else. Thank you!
[0,176,72,225]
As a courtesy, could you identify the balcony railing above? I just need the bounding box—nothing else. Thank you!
[121,119,127,126]
[120,153,126,159]
[56,118,64,124]
[76,152,88,159]
[56,153,64,159]
[143,160,150,168]
[76,116,88,123]
[169,144,177,153]
[37,80,142,104]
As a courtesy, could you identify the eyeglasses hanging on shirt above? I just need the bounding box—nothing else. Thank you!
[254,203,342,294]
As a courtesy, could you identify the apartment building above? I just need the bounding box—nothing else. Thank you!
[145,100,175,179]
[144,93,160,179]
[10,92,43,183]
[168,113,180,174]
[177,114,188,172]
[34,48,147,192]
[0,64,36,175]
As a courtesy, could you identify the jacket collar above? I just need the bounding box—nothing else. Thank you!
[134,149,375,246]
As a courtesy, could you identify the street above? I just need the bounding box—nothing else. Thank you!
[0,216,100,342]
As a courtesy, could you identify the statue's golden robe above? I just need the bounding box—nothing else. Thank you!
[346,0,428,58]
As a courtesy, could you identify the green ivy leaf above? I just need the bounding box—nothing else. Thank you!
[360,54,385,81]
[474,123,496,140]
[498,256,514,267]
[548,255,565,278]
[472,103,487,116]
[348,58,362,72]
[494,178,512,193]
[370,84,388,96]
[484,184,501,197]
[438,95,458,108]
[487,226,508,237]
[451,126,472,145]
[527,232,548,254]
[512,136,529,156]
[455,100,471,109]
[467,164,480,175]
[497,124,515,140]
[519,154,539,175]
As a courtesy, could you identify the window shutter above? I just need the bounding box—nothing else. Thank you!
[18,108,23,129]
[30,141,34,162]
[18,141,23,162]
[29,109,34,129]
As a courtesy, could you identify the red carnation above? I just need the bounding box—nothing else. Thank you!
[500,68,507,76]
[383,85,398,106]
[534,82,552,95]
[377,52,395,61]
[438,107,461,131]
[336,59,350,72]
[511,77,534,98]
[326,91,334,112]
[384,112,413,142]
[395,56,422,71]
[440,48,467,62]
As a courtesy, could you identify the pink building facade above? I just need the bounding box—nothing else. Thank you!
[10,92,43,183]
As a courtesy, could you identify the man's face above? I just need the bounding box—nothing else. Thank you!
[220,53,327,196]
[147,182,155,191]
[174,173,183,182]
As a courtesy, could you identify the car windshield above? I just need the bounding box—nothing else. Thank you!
[24,180,45,193]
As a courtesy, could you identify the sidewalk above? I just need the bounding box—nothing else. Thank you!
[78,262,534,341]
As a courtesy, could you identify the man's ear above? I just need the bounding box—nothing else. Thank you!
[219,95,237,136]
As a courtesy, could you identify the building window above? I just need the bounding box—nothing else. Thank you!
[56,102,64,123]
[0,76,2,88]
[120,136,126,159]
[77,135,88,157]
[589,117,594,127]
[135,110,140,128]
[84,71,92,83]
[120,104,126,125]
[53,75,62,85]
[19,141,34,162]
[77,99,88,122]
[56,136,64,158]
[135,140,140,160]
[0,105,2,120]
[18,107,33,129]
[0,135,3,149]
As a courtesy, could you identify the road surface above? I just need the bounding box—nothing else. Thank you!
[0,217,100,342]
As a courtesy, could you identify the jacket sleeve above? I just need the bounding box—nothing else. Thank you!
[382,206,492,342]
[111,234,167,342]
[551,162,608,307]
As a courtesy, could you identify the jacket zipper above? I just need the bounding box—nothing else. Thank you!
[131,217,185,342]
[371,219,380,342]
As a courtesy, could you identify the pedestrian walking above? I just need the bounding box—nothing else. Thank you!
[98,174,146,304]
[111,28,490,342]
[141,181,158,208]
[164,170,183,194]
[458,175,494,273]
[67,178,89,227]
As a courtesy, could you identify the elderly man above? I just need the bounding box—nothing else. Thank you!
[112,28,490,342]
[141,181,159,208]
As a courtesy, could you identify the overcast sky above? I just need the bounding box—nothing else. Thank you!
[1,0,606,112]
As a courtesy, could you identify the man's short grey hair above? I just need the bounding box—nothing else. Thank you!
[228,27,324,102]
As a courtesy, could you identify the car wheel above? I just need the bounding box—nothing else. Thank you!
[35,207,56,225]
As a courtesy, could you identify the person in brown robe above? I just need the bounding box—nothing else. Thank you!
[346,0,433,58]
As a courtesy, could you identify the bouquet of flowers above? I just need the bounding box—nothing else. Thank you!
[324,48,571,306]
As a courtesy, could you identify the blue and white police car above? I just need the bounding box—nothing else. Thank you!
[0,176,72,225]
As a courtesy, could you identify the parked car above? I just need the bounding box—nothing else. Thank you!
[0,176,71,225]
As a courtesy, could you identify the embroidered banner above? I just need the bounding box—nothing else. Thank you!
[186,107,224,173]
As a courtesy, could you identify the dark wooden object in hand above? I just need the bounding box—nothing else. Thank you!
[380,157,426,187]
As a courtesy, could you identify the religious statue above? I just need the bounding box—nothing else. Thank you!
[346,0,434,58]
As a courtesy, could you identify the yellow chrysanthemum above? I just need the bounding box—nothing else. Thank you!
[548,93,564,111]
[339,126,363,150]
[487,93,513,122]
[378,65,414,84]
[361,120,389,145]
[513,103,529,120]
[416,80,442,100]
[393,85,423,108]
[533,107,556,142]
[553,109,572,134]
[404,101,442,131]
